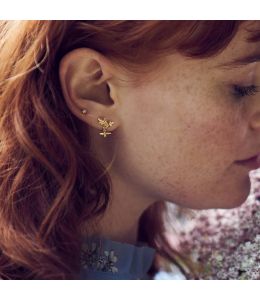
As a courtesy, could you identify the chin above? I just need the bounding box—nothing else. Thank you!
[214,189,250,209]
[210,175,252,209]
[191,190,250,210]
[218,198,247,209]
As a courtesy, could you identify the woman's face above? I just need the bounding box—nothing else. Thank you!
[103,22,260,209]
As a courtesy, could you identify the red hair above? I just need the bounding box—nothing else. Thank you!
[0,20,259,279]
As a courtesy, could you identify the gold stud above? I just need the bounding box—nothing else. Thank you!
[97,117,114,138]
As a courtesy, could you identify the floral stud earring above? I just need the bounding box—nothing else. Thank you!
[81,109,114,138]
[97,117,114,138]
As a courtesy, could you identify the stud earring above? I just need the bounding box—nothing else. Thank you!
[97,117,114,138]
[81,109,88,114]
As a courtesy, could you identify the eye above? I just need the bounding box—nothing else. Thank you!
[232,84,259,98]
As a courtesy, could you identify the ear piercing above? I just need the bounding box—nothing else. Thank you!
[81,109,114,138]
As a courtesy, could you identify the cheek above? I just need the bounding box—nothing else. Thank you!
[120,103,234,188]
[152,114,248,208]
[156,97,241,173]
[117,80,248,207]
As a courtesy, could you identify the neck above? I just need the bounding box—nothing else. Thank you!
[83,131,157,245]
[83,172,156,246]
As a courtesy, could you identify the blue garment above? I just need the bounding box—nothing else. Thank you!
[79,235,156,280]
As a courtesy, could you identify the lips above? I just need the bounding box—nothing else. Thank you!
[236,155,260,170]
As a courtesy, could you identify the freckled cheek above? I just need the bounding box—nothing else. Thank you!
[187,119,240,166]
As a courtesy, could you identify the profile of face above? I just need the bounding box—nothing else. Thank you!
[60,21,260,213]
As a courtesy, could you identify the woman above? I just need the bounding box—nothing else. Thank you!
[0,20,259,280]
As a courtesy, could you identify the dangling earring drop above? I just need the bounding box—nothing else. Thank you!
[97,117,114,138]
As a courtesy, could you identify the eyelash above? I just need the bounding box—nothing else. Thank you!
[232,84,259,98]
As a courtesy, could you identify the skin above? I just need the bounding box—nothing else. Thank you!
[59,21,260,244]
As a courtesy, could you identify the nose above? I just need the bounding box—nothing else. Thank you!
[250,111,260,130]
[249,95,260,131]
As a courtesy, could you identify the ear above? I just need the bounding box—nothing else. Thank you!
[59,48,121,132]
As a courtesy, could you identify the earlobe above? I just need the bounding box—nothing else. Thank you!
[58,48,120,132]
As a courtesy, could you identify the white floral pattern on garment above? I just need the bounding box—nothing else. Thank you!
[81,242,119,273]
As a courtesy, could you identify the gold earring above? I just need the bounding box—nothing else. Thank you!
[97,117,114,138]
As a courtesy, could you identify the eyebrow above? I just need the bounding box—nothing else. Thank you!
[216,53,260,69]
